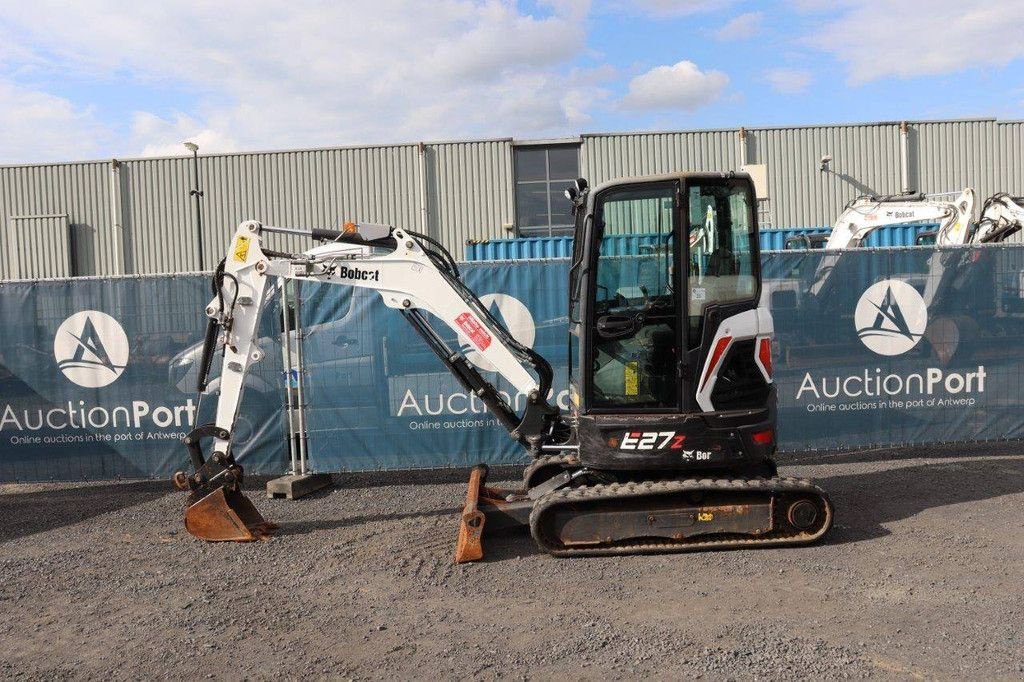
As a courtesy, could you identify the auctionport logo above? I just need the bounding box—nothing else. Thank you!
[854,280,927,356]
[53,311,129,388]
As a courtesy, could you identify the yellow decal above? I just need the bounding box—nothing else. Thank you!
[624,361,639,396]
[234,236,251,263]
[697,511,714,522]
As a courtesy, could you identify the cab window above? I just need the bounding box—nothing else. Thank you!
[686,181,757,345]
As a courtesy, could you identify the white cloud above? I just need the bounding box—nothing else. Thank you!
[131,112,241,158]
[764,67,812,94]
[0,79,109,163]
[804,1,1024,84]
[620,60,728,110]
[0,1,600,162]
[714,11,762,40]
[621,0,734,17]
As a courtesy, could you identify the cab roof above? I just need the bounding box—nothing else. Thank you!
[589,171,752,197]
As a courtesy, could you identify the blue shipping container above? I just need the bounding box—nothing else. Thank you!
[465,224,941,261]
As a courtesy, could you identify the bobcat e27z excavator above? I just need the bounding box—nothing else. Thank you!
[173,172,833,562]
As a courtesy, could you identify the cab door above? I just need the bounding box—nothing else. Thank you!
[584,182,681,412]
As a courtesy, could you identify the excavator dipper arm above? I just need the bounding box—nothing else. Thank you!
[174,220,560,548]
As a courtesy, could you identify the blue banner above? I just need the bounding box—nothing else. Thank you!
[3,245,1024,481]
[766,245,1024,449]
[0,276,283,481]
[299,260,570,472]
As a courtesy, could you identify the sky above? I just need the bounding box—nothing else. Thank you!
[1,0,1023,164]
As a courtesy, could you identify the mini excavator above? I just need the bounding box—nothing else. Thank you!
[173,172,834,561]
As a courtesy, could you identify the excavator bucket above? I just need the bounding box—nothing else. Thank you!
[185,486,277,542]
[454,465,488,563]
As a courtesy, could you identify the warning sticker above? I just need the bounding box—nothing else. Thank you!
[624,360,639,396]
[234,236,251,263]
[455,312,492,351]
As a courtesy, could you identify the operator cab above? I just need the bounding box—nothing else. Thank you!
[565,173,774,473]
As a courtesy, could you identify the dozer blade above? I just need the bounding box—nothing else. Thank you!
[454,465,488,563]
[185,486,277,542]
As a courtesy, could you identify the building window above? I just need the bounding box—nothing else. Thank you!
[514,144,580,237]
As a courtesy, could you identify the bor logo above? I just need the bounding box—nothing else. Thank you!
[459,294,535,372]
[53,311,129,387]
[854,280,927,356]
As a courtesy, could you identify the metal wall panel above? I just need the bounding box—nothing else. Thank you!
[3,214,71,278]
[914,119,1002,209]
[428,139,513,245]
[123,145,424,273]
[996,121,1024,196]
[580,130,739,186]
[0,162,113,278]
[120,156,194,274]
[577,124,928,229]
[748,123,903,228]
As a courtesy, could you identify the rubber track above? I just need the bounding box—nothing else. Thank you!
[529,476,833,557]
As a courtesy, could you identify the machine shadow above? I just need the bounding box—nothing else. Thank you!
[328,465,524,490]
[0,481,171,543]
[274,506,460,536]
[816,455,1024,546]
[778,440,1024,467]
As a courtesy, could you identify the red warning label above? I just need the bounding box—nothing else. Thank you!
[455,312,492,351]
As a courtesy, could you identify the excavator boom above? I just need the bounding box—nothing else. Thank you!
[175,220,560,545]
[810,188,975,298]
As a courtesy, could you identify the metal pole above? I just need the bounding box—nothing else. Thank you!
[188,147,205,270]
[293,281,309,475]
[900,121,910,194]
[418,141,429,235]
[109,159,125,275]
[737,127,748,167]
[280,280,298,475]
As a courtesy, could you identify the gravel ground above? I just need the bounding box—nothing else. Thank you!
[2,443,1023,680]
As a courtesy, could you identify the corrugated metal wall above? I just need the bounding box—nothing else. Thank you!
[750,123,902,227]
[3,214,72,278]
[996,121,1024,194]
[0,162,116,278]
[428,139,514,246]
[580,120,1024,229]
[914,119,1001,207]
[124,145,425,274]
[2,119,1023,279]
[121,156,195,274]
[582,130,739,185]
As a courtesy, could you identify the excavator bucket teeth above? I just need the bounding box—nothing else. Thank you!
[185,487,277,542]
[454,465,488,563]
